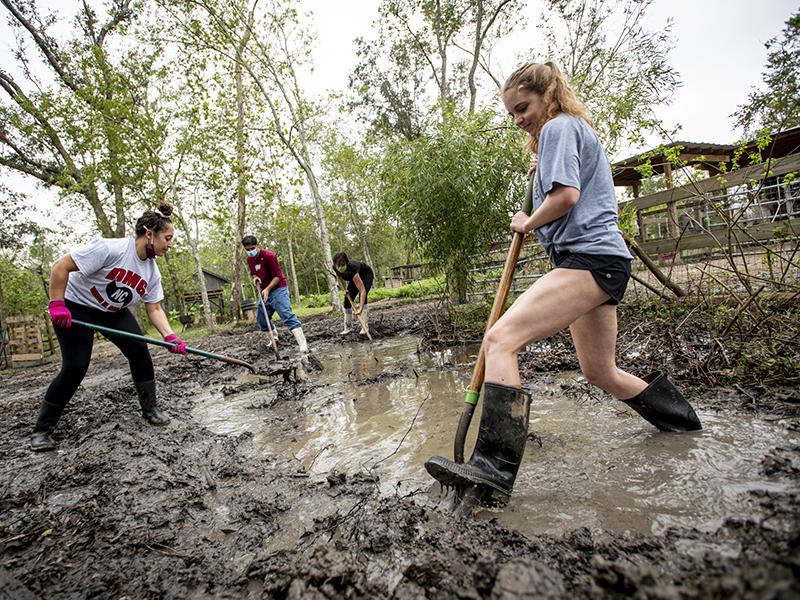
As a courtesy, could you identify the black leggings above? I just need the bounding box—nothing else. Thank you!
[343,273,374,309]
[44,300,154,409]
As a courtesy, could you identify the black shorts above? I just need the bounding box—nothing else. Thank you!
[548,249,632,305]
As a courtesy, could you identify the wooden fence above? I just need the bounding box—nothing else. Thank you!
[2,314,56,369]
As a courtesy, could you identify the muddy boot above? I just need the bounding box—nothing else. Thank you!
[30,400,66,452]
[134,380,170,426]
[291,327,309,353]
[340,309,353,335]
[425,382,531,497]
[621,371,702,432]
[358,305,369,336]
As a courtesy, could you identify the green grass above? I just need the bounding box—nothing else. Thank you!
[299,276,445,308]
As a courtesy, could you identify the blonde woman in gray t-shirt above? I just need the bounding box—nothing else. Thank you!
[426,62,701,501]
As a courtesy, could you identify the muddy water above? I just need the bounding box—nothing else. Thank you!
[192,336,799,539]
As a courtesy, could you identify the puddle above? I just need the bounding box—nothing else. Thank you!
[192,336,800,538]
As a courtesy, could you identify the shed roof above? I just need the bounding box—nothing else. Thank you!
[612,125,800,187]
[201,268,230,284]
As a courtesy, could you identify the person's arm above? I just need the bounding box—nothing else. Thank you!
[49,254,79,301]
[48,254,80,327]
[352,273,366,314]
[145,302,186,354]
[511,184,579,234]
[261,276,281,300]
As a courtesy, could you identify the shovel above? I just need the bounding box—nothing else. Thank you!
[252,281,281,360]
[71,319,256,373]
[452,174,534,462]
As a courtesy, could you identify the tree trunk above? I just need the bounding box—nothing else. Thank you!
[306,169,340,310]
[173,204,214,333]
[0,273,7,368]
[286,220,301,308]
[230,19,252,323]
[346,188,373,269]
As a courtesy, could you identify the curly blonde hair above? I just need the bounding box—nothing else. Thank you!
[503,61,593,152]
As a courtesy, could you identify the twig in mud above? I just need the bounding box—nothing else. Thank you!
[307,443,333,470]
[734,384,756,404]
[146,542,193,560]
[367,394,429,471]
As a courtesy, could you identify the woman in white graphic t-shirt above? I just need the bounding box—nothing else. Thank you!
[31,203,187,452]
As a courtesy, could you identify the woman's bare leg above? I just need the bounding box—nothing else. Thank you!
[569,304,648,399]
[483,269,610,387]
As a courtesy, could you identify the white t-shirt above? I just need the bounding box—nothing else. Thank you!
[65,238,164,312]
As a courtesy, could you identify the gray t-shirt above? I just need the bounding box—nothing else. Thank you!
[533,114,632,259]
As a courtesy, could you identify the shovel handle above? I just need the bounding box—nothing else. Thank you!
[71,319,256,373]
[252,280,281,359]
[454,174,534,462]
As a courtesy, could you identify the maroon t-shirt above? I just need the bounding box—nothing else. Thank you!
[246,249,287,288]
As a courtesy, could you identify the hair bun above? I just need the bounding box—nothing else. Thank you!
[156,202,174,218]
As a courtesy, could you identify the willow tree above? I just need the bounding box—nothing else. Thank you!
[348,0,522,140]
[160,0,342,309]
[381,108,527,302]
[540,0,681,156]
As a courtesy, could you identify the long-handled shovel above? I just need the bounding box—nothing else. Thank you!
[452,175,534,462]
[251,281,281,360]
[72,319,257,373]
[331,271,373,342]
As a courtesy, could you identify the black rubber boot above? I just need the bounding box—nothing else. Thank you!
[621,371,702,432]
[30,400,65,452]
[134,380,170,426]
[425,382,531,496]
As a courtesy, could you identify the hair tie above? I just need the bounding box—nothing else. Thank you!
[153,208,165,218]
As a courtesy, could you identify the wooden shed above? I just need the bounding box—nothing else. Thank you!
[182,269,230,315]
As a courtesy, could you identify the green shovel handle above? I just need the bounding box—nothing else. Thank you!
[71,319,256,373]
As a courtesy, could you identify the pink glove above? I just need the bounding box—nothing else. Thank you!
[49,300,72,328]
[164,333,187,354]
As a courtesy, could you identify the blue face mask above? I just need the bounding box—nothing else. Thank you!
[246,249,259,257]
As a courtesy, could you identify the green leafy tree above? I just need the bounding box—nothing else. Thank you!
[0,0,158,237]
[349,0,522,140]
[734,9,800,135]
[381,108,527,302]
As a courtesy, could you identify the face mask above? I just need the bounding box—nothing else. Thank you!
[246,249,259,257]
[335,263,347,273]
[143,227,156,259]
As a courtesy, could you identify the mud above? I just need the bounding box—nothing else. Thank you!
[1,301,799,599]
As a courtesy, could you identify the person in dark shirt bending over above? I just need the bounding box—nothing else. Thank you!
[333,251,374,336]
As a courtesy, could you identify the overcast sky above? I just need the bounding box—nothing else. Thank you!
[303,0,797,156]
[1,0,797,232]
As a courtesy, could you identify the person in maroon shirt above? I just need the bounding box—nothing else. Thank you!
[242,235,308,353]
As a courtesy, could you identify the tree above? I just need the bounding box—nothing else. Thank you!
[381,108,527,302]
[540,0,681,156]
[348,0,521,140]
[161,0,343,309]
[0,0,156,237]
[734,9,800,136]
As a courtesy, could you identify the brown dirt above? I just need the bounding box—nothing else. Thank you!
[1,302,798,599]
